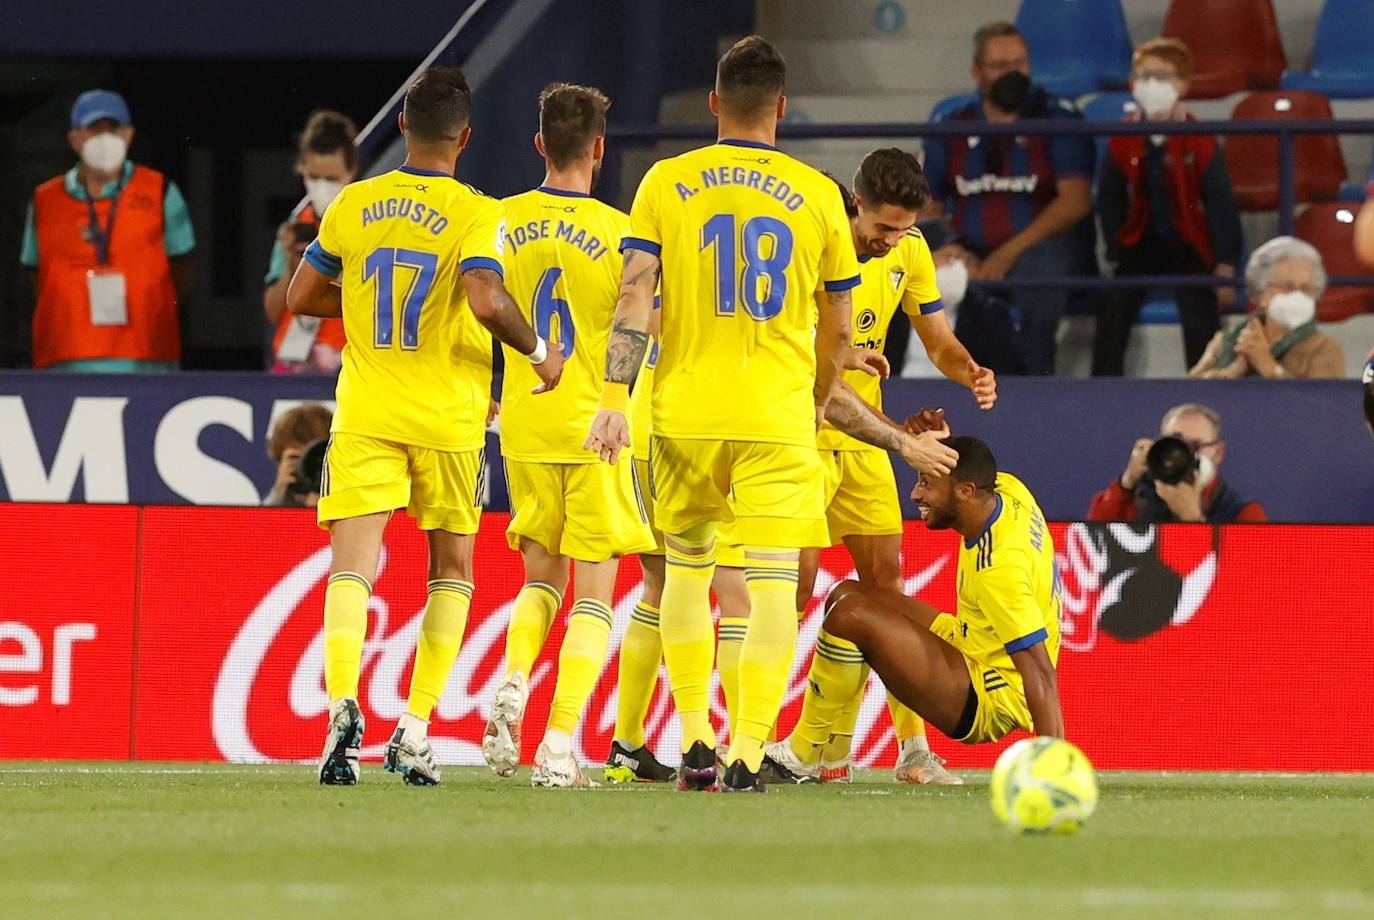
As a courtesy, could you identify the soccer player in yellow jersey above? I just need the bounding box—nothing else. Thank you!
[587,36,863,792]
[287,68,564,786]
[777,150,999,786]
[765,436,1064,782]
[478,83,655,788]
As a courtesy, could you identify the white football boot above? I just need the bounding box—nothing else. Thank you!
[530,740,598,788]
[894,748,964,785]
[318,698,364,786]
[482,671,528,777]
[383,715,441,786]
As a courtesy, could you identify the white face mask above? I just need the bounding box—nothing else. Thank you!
[935,259,970,309]
[1265,290,1316,329]
[305,178,346,215]
[81,133,128,174]
[1131,78,1179,118]
[1197,453,1217,489]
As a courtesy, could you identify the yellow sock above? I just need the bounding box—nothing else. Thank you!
[820,678,866,763]
[547,598,614,734]
[725,555,800,773]
[613,602,661,749]
[323,572,370,701]
[661,532,716,752]
[887,693,926,743]
[405,579,474,720]
[788,630,868,767]
[505,581,561,678]
[716,616,748,741]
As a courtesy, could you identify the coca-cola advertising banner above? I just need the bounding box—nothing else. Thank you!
[2,504,1372,771]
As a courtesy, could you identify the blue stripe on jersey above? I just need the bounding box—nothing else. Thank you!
[1004,627,1049,655]
[537,186,591,198]
[398,165,453,178]
[918,297,944,315]
[620,236,662,257]
[303,240,342,279]
[824,274,862,292]
[964,493,1003,549]
[459,256,503,278]
[717,138,779,151]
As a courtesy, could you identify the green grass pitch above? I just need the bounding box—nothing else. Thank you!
[1,764,1370,919]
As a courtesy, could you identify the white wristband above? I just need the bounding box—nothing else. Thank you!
[526,336,548,365]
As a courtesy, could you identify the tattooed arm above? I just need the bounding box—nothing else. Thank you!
[463,267,565,392]
[814,288,853,427]
[585,247,661,463]
[826,380,958,477]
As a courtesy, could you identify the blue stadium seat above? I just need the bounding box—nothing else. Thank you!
[1014,0,1132,97]
[1078,91,1137,162]
[1281,0,1374,99]
[929,93,976,122]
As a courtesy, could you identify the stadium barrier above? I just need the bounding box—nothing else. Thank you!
[3,503,1370,772]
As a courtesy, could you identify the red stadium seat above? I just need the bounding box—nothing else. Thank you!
[1295,203,1374,322]
[1162,0,1286,99]
[1223,91,1347,212]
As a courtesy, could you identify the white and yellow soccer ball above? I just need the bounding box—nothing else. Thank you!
[990,736,1098,835]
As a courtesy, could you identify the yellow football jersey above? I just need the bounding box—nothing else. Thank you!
[308,166,503,453]
[497,187,625,462]
[954,473,1061,678]
[625,140,861,448]
[816,229,941,451]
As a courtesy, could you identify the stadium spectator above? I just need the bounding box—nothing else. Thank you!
[1356,183,1374,267]
[263,111,358,373]
[20,89,195,372]
[263,402,333,507]
[899,219,1024,377]
[1189,237,1345,379]
[922,21,1094,376]
[1088,403,1266,524]
[1092,38,1242,377]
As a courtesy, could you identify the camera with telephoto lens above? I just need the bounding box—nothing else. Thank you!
[287,439,328,500]
[1144,436,1199,486]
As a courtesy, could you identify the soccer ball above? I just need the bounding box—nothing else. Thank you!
[990,737,1098,835]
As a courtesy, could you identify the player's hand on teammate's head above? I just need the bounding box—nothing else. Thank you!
[968,360,997,410]
[584,409,631,464]
[903,408,949,437]
[531,337,565,394]
[844,347,890,379]
[900,428,958,478]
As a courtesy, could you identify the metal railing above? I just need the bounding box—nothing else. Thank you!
[607,118,1374,298]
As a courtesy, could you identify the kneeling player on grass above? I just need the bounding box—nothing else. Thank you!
[763,436,1063,783]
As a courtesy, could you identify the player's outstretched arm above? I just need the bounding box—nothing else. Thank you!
[1011,642,1065,739]
[826,382,957,476]
[585,248,660,463]
[463,267,564,392]
[814,288,854,427]
[285,261,343,318]
[912,313,996,410]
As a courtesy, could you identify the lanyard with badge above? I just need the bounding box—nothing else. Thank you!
[86,187,128,327]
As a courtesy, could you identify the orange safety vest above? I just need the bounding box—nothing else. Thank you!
[272,204,347,362]
[31,164,181,369]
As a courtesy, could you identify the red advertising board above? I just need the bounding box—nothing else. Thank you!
[0,504,139,759]
[3,504,1373,771]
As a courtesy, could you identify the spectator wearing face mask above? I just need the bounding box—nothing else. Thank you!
[1093,38,1242,377]
[20,90,195,372]
[262,110,358,374]
[921,21,1095,376]
[1189,236,1345,379]
[900,219,1025,377]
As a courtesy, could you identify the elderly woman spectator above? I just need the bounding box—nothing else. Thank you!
[1189,236,1345,379]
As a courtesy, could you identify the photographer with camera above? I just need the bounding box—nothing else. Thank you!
[1088,403,1266,524]
[263,403,333,507]
[262,111,357,374]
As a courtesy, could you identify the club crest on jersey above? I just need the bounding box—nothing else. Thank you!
[890,268,905,292]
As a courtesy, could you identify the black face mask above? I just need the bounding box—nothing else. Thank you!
[987,70,1031,114]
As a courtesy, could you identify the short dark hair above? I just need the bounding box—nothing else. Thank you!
[853,148,930,212]
[822,170,858,219]
[973,21,1023,64]
[403,67,472,143]
[716,35,786,119]
[538,82,610,169]
[945,435,999,491]
[299,110,358,171]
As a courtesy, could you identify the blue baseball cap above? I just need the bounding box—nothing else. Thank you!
[71,90,131,128]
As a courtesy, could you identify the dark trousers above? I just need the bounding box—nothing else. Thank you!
[1091,234,1220,376]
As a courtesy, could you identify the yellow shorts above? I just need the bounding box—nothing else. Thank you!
[635,456,745,566]
[649,436,828,551]
[317,433,484,534]
[506,458,656,562]
[928,612,1033,744]
[820,448,904,545]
